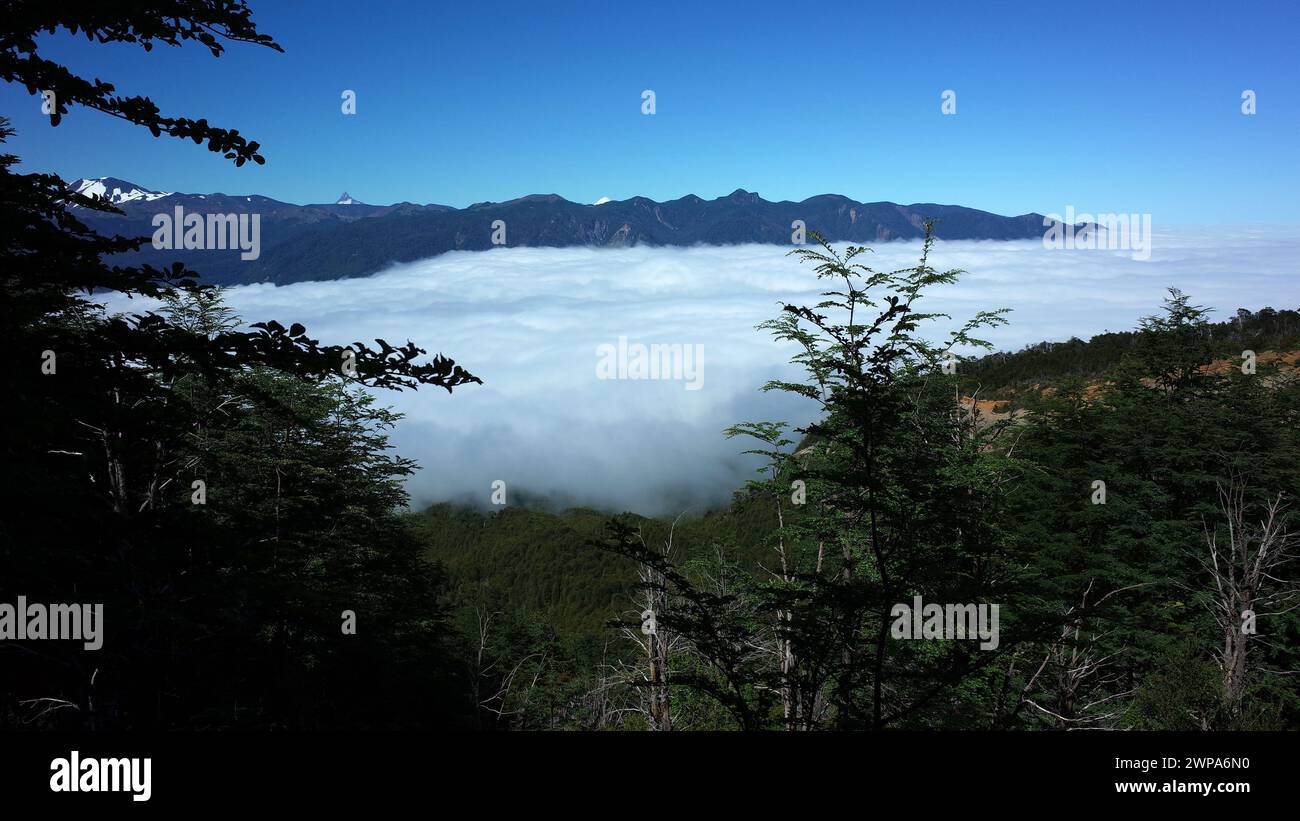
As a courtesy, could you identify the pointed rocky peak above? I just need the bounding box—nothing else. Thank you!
[724,188,761,204]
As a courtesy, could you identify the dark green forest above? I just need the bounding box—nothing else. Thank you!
[967,306,1300,397]
[3,2,1297,733]
[412,269,1300,731]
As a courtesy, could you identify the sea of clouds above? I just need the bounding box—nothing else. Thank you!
[104,225,1300,515]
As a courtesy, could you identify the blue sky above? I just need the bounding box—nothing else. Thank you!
[3,0,1298,221]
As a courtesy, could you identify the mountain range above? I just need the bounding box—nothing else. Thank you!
[69,177,1062,286]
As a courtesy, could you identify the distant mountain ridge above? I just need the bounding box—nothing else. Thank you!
[68,177,1066,286]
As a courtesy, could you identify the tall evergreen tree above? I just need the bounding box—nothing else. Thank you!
[1,1,478,729]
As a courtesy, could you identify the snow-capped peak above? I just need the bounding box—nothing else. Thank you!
[69,177,171,205]
[593,196,612,205]
[335,192,358,205]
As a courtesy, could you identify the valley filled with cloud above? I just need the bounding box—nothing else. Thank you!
[105,225,1300,514]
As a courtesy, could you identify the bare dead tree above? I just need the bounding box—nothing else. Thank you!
[598,515,688,730]
[1195,476,1299,712]
[469,605,496,730]
[586,637,644,730]
[1011,579,1147,729]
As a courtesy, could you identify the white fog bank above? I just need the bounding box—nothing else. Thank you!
[106,225,1300,514]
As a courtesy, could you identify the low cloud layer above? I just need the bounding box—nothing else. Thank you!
[105,225,1300,515]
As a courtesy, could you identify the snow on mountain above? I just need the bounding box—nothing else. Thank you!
[70,177,171,205]
[336,192,359,205]
[593,196,611,205]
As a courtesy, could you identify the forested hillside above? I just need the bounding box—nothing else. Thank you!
[412,265,1300,730]
[968,306,1300,396]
